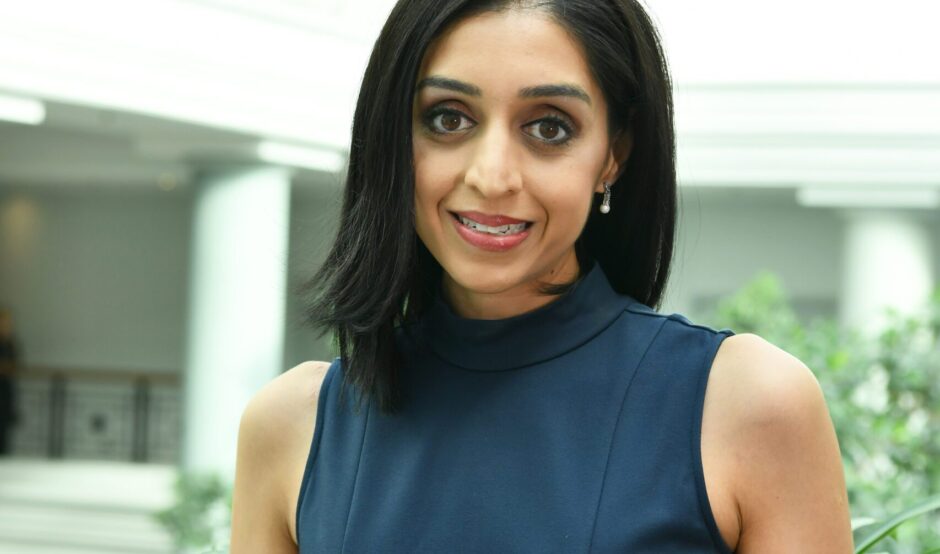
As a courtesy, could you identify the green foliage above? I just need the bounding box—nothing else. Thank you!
[854,494,940,553]
[701,273,940,553]
[154,472,232,553]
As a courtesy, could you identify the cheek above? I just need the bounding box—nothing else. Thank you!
[413,140,461,205]
[412,144,453,236]
[528,162,597,226]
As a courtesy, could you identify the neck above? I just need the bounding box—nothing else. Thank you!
[441,249,581,320]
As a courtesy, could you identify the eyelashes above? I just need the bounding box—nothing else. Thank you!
[424,108,475,135]
[420,106,577,147]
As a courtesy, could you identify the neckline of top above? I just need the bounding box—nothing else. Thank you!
[409,259,640,371]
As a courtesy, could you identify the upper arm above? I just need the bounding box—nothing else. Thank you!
[230,361,331,554]
[726,334,854,554]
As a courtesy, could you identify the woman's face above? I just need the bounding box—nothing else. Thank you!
[412,8,628,317]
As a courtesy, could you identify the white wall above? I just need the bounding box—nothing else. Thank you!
[666,188,940,324]
[282,180,344,369]
[0,186,192,372]
[665,188,845,320]
[0,178,344,375]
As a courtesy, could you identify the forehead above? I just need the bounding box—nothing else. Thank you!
[418,9,598,98]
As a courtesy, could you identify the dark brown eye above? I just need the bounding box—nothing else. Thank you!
[423,108,474,135]
[538,121,560,140]
[441,113,462,132]
[524,116,572,144]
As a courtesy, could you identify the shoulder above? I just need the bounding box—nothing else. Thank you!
[231,360,334,551]
[625,302,730,335]
[707,333,829,457]
[238,360,333,452]
[238,359,334,492]
[711,333,827,433]
[710,333,853,552]
[253,359,333,409]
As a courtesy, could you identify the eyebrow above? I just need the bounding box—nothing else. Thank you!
[416,76,592,106]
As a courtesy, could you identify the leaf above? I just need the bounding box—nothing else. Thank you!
[852,517,879,530]
[855,494,940,554]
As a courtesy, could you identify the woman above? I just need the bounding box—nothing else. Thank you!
[0,307,21,455]
[231,1,854,552]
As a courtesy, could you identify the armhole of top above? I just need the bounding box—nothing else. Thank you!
[295,356,340,546]
[692,330,737,554]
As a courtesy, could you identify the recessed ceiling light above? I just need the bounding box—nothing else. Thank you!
[796,187,940,209]
[256,140,345,172]
[0,93,45,125]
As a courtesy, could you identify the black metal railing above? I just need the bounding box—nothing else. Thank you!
[10,367,180,463]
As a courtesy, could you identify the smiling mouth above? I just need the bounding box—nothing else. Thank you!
[449,212,534,235]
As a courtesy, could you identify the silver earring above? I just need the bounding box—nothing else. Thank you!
[600,182,612,214]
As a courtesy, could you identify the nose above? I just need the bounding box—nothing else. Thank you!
[463,122,523,198]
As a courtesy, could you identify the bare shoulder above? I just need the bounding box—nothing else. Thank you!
[245,360,333,434]
[238,360,332,473]
[710,333,853,553]
[710,333,821,420]
[231,360,333,553]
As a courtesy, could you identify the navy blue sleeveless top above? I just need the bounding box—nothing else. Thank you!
[297,260,736,553]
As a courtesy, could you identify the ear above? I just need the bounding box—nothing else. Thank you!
[595,129,634,193]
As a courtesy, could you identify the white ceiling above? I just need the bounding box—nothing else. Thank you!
[1,0,938,197]
[0,100,336,192]
[0,100,230,186]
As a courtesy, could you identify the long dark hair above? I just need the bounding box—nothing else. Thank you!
[300,0,676,415]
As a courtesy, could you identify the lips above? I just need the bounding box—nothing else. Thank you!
[450,208,532,252]
[450,210,531,227]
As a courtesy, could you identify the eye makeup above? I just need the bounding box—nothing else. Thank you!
[419,104,579,147]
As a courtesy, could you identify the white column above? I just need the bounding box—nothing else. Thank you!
[182,165,292,477]
[839,208,935,336]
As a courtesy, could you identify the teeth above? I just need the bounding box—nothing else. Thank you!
[458,215,528,235]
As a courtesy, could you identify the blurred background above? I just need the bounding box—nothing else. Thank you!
[0,0,937,552]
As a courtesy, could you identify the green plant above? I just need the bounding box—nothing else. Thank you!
[853,494,940,553]
[154,471,232,553]
[701,273,940,553]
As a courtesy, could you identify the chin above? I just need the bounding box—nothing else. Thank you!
[444,259,526,294]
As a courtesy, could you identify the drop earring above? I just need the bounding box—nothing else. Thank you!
[599,182,612,214]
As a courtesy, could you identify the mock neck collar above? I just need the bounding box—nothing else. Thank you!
[409,259,638,371]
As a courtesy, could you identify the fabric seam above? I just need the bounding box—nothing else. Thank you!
[339,388,372,553]
[586,316,669,552]
[626,304,733,336]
